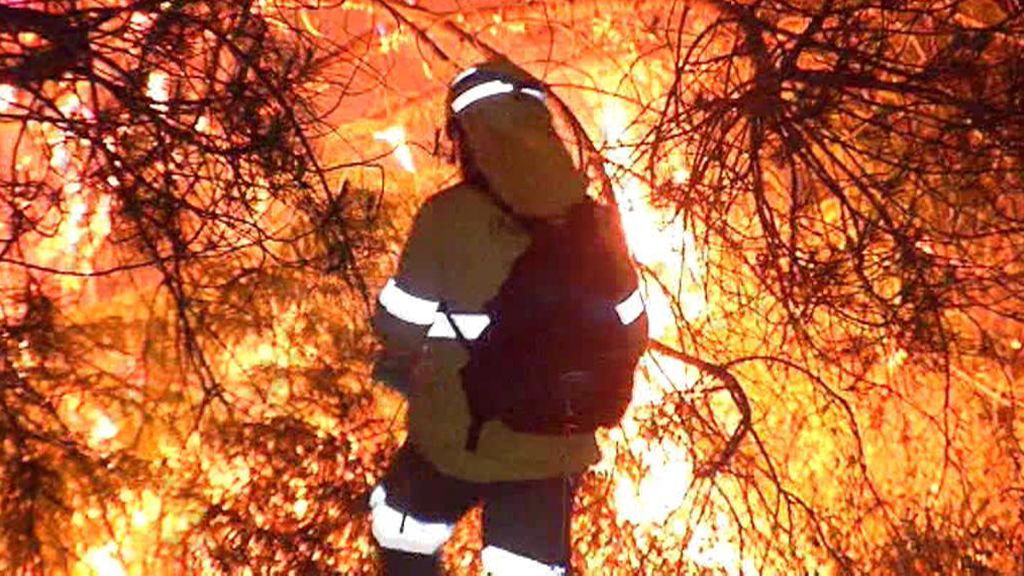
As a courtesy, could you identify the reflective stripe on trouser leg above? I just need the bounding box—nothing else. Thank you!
[481,546,567,576]
[369,486,454,555]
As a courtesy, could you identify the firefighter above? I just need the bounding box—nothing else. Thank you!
[368,58,646,575]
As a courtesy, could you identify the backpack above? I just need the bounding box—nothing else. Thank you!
[445,192,648,451]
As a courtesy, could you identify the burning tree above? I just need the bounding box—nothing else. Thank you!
[1,0,1022,574]
[1,0,387,572]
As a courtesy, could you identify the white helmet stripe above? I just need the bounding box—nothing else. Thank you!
[451,66,479,86]
[615,288,645,325]
[451,80,515,114]
[369,486,455,555]
[481,545,567,575]
[379,279,440,326]
[450,81,548,115]
[520,87,546,102]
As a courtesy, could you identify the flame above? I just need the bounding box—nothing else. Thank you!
[593,98,758,573]
[377,25,407,54]
[146,71,170,110]
[89,413,120,444]
[206,455,253,503]
[611,433,693,525]
[129,11,155,32]
[57,92,82,116]
[887,347,909,371]
[293,497,310,518]
[685,512,759,576]
[374,126,417,173]
[129,489,163,528]
[2,5,1017,572]
[78,543,127,576]
[5,86,114,298]
[63,183,90,253]
[299,9,324,38]
[0,83,15,112]
[599,104,707,328]
[2,8,740,574]
[50,143,71,170]
[195,115,211,133]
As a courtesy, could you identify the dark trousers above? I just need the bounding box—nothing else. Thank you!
[373,445,575,575]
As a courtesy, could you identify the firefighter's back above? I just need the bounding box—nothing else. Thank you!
[404,183,602,483]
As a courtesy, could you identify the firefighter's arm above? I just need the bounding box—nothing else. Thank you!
[371,200,444,396]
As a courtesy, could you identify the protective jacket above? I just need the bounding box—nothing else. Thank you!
[372,60,646,483]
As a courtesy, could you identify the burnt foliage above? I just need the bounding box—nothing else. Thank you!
[1,0,1023,574]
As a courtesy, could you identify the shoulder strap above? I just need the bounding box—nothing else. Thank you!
[438,301,485,451]
[468,182,543,232]
[438,301,473,352]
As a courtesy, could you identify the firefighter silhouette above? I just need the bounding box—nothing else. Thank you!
[369,58,647,575]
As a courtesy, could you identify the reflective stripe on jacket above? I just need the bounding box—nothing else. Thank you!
[372,184,646,482]
[379,279,643,342]
[373,59,646,482]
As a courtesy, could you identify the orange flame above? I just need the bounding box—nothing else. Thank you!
[78,543,126,576]
[594,99,756,574]
[374,126,417,173]
[0,84,15,112]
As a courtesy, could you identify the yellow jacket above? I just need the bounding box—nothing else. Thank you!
[372,59,645,482]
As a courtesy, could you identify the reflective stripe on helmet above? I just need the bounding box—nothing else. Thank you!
[451,79,546,114]
[451,80,515,113]
[520,87,546,102]
[451,66,479,86]
[426,312,491,340]
[481,546,567,576]
[615,288,645,325]
[379,279,440,326]
[369,486,454,555]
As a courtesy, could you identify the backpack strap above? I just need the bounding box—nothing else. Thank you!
[468,182,543,232]
[439,301,485,452]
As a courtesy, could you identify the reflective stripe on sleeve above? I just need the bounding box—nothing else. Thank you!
[426,313,491,340]
[379,279,440,326]
[369,486,454,555]
[615,288,645,325]
[481,546,567,576]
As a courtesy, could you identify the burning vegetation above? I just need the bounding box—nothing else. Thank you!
[1,0,1023,574]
